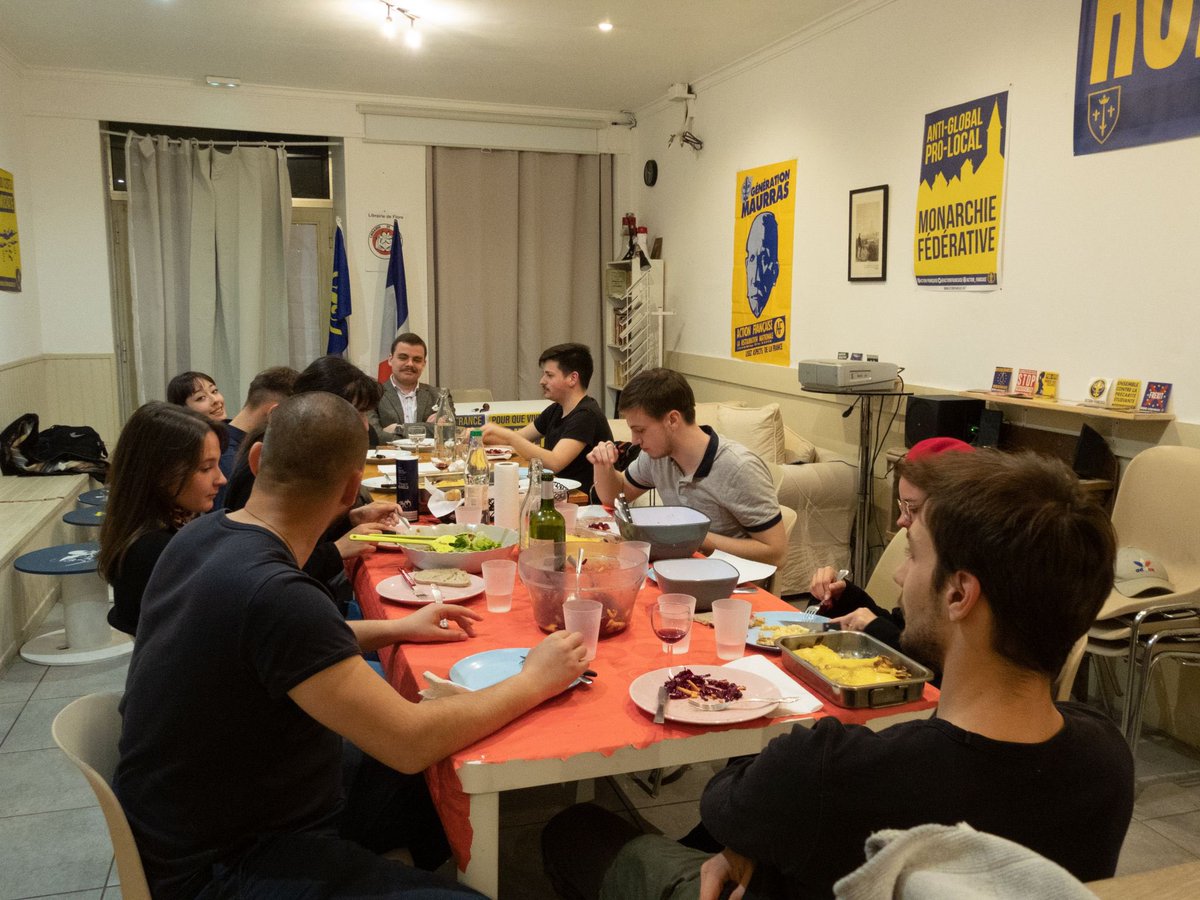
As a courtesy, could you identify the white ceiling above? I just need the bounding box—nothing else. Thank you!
[0,0,859,111]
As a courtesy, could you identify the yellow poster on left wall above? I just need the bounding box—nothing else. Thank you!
[731,159,794,365]
[0,168,21,293]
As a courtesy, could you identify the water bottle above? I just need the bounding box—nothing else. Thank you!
[463,429,490,524]
[519,458,544,549]
[432,389,457,470]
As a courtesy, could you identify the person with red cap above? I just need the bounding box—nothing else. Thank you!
[809,437,973,653]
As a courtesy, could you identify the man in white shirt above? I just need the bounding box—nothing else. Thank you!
[368,333,451,437]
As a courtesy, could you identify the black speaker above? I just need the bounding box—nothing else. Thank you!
[904,395,985,447]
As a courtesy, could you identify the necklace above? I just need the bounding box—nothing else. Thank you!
[241,507,299,562]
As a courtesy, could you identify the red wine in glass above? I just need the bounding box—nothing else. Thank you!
[655,626,688,644]
[650,603,692,665]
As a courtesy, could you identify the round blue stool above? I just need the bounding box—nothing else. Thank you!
[15,541,132,666]
[63,507,106,527]
[77,488,108,507]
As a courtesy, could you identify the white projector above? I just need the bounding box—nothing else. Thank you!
[797,359,899,391]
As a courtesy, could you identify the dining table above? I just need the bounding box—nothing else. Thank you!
[350,531,940,895]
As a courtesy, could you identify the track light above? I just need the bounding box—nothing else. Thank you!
[380,1,421,48]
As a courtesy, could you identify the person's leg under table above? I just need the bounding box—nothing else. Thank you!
[196,831,482,899]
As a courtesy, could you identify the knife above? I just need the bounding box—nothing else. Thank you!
[653,685,668,724]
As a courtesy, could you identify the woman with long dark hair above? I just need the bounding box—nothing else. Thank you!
[99,402,227,635]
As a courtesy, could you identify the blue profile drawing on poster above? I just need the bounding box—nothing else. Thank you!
[745,210,779,318]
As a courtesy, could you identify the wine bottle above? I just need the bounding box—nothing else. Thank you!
[528,471,566,569]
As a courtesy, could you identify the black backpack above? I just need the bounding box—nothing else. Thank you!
[1,413,109,479]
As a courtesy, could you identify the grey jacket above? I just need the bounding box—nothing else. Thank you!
[368,382,450,436]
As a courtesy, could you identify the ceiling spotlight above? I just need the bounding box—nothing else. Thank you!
[405,17,422,48]
[598,21,614,32]
[204,75,240,88]
[382,8,397,39]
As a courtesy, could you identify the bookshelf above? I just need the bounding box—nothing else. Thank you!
[956,390,1175,423]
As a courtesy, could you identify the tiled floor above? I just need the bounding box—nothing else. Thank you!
[3,609,1200,899]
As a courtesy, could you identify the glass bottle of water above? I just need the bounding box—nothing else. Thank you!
[463,429,490,524]
[432,389,457,470]
[519,458,544,549]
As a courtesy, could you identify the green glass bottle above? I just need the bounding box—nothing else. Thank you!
[527,471,566,545]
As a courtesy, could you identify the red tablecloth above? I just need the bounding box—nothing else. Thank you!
[351,548,939,868]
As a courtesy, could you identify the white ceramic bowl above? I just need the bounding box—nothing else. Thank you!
[399,523,518,574]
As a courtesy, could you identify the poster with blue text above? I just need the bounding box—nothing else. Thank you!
[913,92,1008,291]
[1075,1,1200,155]
[732,159,794,365]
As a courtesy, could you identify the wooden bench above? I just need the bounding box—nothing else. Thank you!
[0,473,94,667]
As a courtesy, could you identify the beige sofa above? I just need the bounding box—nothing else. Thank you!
[607,401,857,596]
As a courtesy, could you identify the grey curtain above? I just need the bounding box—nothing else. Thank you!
[126,134,293,404]
[430,147,612,400]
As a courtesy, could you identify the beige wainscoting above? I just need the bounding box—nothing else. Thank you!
[0,354,121,451]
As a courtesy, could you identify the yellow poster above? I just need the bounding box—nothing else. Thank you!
[0,168,20,293]
[732,159,794,364]
[913,92,1007,290]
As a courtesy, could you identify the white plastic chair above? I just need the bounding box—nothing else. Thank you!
[51,692,152,900]
[1083,446,1200,731]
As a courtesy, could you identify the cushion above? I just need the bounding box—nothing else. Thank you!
[716,403,785,465]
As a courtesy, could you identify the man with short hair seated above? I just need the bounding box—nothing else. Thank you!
[217,365,298,507]
[115,392,589,900]
[588,367,786,567]
[369,332,450,437]
[482,342,612,495]
[545,449,1133,898]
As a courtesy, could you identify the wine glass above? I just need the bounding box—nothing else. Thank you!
[650,596,693,671]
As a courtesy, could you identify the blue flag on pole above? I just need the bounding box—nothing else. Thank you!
[327,223,351,356]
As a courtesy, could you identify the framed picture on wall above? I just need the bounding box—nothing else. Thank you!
[848,184,888,282]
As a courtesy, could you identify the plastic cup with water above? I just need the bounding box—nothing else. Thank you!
[481,559,517,613]
[563,598,602,661]
[711,597,752,660]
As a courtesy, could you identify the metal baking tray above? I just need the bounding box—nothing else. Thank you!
[778,631,933,708]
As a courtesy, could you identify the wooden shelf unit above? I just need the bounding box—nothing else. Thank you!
[957,390,1174,423]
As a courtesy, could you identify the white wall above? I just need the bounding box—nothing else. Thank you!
[631,0,1200,421]
[0,51,42,365]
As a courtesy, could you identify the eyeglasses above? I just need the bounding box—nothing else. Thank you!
[898,497,922,520]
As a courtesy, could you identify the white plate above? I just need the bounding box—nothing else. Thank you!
[518,476,582,493]
[363,474,400,491]
[746,610,828,652]
[376,572,485,605]
[448,647,585,691]
[366,449,417,463]
[393,437,436,450]
[628,665,780,725]
[485,445,514,461]
[709,549,777,584]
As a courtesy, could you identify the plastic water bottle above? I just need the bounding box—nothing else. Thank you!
[463,429,490,524]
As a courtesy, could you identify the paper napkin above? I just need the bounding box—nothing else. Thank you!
[419,671,470,701]
[723,654,822,716]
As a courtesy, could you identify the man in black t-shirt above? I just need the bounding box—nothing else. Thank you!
[482,342,611,493]
[115,393,589,900]
[545,450,1134,899]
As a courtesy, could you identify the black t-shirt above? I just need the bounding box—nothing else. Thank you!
[700,703,1134,898]
[106,527,175,636]
[532,395,612,493]
[114,513,361,900]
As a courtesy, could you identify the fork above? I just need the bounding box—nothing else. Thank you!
[399,569,431,600]
[687,696,809,710]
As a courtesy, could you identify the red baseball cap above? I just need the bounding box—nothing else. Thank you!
[906,437,974,460]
